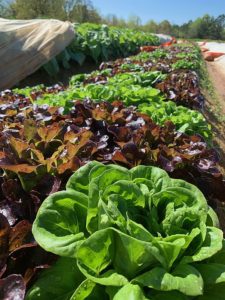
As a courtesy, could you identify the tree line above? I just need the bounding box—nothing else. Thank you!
[0,0,102,23]
[0,0,225,40]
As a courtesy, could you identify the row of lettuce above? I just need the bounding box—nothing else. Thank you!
[1,42,225,299]
[43,23,160,76]
[16,46,210,139]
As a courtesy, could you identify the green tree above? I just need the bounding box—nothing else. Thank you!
[127,15,142,29]
[214,14,225,39]
[67,0,102,23]
[11,0,66,20]
[158,20,172,34]
[187,14,224,39]
[198,14,215,39]
[10,0,102,22]
[0,0,11,17]
[143,20,158,33]
[0,0,5,16]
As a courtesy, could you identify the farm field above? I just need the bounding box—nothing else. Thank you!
[0,24,225,300]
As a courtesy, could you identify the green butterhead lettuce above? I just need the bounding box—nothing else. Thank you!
[28,161,225,299]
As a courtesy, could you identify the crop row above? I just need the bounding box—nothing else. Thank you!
[0,42,225,299]
[43,23,159,76]
[14,46,210,139]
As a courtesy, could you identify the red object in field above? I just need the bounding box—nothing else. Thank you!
[140,45,159,52]
[140,37,177,52]
[162,37,177,47]
[203,51,225,61]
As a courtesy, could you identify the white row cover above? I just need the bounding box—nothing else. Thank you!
[0,18,75,90]
[154,34,172,44]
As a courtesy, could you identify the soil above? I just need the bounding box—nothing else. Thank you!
[15,59,98,88]
[203,62,225,174]
[199,42,225,175]
[200,43,225,229]
[206,62,225,113]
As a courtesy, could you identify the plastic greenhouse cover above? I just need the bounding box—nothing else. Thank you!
[154,34,172,43]
[0,18,75,90]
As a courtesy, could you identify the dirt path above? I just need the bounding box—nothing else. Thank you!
[202,55,225,174]
[207,62,225,114]
[200,44,225,229]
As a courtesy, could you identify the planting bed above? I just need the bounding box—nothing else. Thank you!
[0,38,225,300]
[43,23,159,76]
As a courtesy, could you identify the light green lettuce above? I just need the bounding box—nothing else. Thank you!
[27,161,225,300]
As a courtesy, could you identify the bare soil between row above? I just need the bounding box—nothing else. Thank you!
[204,61,225,175]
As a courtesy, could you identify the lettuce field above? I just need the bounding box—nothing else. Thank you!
[0,24,225,300]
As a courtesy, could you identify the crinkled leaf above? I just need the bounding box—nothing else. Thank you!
[0,214,10,269]
[133,264,203,296]
[9,220,32,252]
[32,190,88,257]
[77,228,162,281]
[113,283,148,300]
[0,274,25,300]
[181,227,223,264]
[66,161,102,194]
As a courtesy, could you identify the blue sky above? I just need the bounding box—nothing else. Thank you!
[92,0,225,24]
